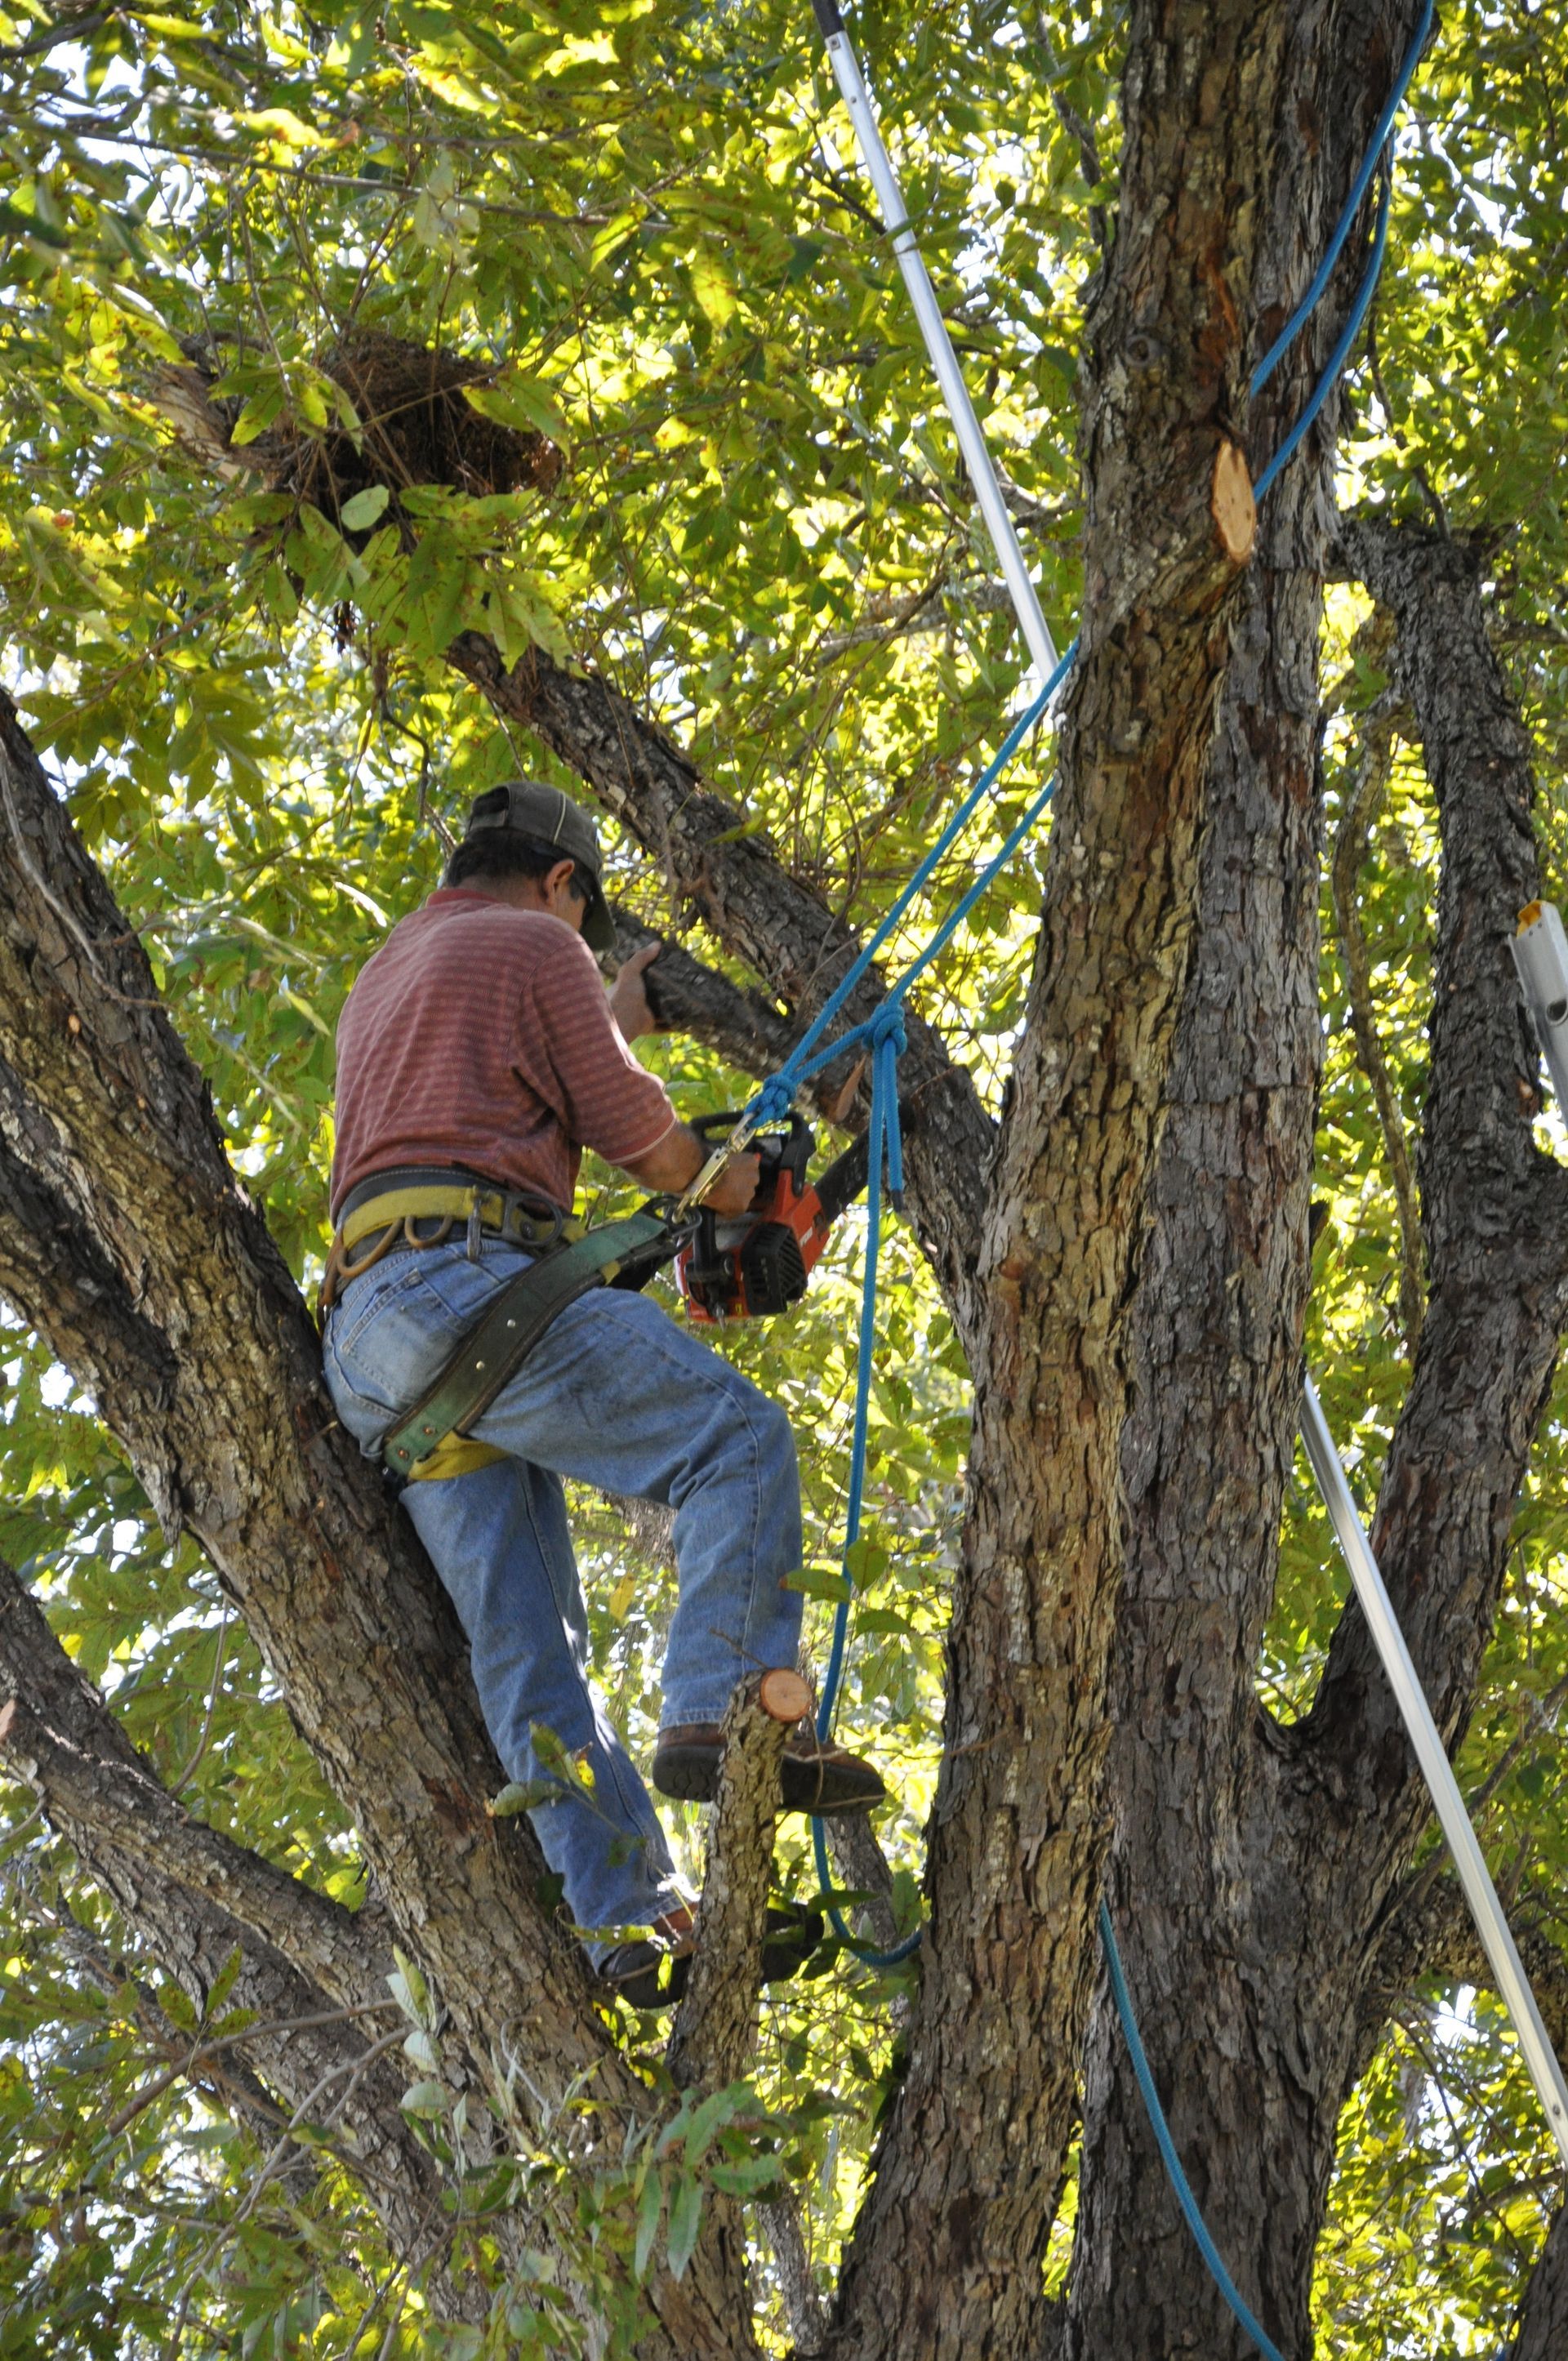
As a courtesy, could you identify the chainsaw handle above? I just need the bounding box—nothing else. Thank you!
[689,1109,813,1204]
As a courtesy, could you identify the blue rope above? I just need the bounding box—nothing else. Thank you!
[1250,0,1432,396]
[1098,1903,1287,2361]
[775,0,1431,2022]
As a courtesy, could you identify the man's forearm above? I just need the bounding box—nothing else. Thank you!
[621,1121,705,1196]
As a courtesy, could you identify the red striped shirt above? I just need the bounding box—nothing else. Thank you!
[331,889,675,1218]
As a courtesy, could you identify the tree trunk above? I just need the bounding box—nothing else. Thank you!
[0,693,760,2359]
[829,3,1306,2350]
[1064,2,1432,2349]
[1067,494,1568,2353]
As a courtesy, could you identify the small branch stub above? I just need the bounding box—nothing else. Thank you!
[666,1680,789,2091]
[758,1668,813,1726]
[1211,438,1256,566]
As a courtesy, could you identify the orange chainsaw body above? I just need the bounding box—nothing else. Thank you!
[674,1114,862,1325]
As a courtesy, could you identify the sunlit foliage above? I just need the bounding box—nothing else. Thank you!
[0,0,1565,2348]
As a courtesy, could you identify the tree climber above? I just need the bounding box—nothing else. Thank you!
[318,780,884,2002]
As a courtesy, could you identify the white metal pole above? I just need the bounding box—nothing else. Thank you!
[809,0,1060,682]
[1299,1376,1568,2167]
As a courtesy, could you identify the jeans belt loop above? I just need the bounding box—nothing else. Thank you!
[465,1193,483,1263]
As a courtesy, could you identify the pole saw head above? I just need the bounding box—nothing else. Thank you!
[674,1111,868,1325]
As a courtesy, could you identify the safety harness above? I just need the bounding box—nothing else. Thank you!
[322,1166,681,1483]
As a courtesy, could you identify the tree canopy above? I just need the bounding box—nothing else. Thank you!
[1,0,1566,2354]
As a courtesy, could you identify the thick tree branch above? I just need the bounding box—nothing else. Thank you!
[0,1550,467,2293]
[0,695,754,2357]
[0,1549,382,2010]
[1303,517,1568,1878]
[666,1682,787,2095]
[607,909,802,1082]
[1356,1869,1568,2083]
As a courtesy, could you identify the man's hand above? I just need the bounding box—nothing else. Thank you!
[608,942,662,1042]
[701,1152,761,1218]
[621,1124,760,1214]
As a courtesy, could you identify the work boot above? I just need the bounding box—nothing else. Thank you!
[595,1904,695,2010]
[595,1901,825,2010]
[653,1720,885,1815]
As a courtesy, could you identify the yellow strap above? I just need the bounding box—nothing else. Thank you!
[341,1185,492,1252]
[405,1432,509,1482]
[340,1187,582,1254]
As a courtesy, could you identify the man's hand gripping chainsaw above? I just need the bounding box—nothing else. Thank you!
[672,1110,869,1326]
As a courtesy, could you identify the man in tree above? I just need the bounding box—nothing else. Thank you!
[319,779,884,1998]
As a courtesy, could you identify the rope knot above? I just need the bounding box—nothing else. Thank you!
[751,1074,796,1129]
[868,1002,906,1057]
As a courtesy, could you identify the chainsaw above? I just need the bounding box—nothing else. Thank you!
[673,1111,870,1325]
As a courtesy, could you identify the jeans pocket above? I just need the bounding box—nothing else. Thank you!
[327,1244,532,1412]
[329,1262,468,1411]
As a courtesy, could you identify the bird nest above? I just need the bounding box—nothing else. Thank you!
[164,327,564,528]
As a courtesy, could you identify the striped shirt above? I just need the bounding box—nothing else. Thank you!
[331,889,676,1219]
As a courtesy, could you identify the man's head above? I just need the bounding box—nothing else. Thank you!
[444,781,617,953]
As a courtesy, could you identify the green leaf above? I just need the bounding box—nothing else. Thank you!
[666,2171,702,2281]
[634,2170,662,2282]
[338,483,390,531]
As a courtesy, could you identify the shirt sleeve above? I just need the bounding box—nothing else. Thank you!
[514,924,678,1166]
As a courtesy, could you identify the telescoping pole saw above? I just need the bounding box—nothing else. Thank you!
[809,0,1568,2169]
[1299,1383,1568,2164]
[808,0,1059,684]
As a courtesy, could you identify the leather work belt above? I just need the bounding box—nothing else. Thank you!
[319,1165,577,1318]
[319,1166,683,1485]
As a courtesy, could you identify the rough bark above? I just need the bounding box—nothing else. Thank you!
[666,1683,787,2093]
[1062,4,1432,2349]
[829,5,1294,2351]
[1299,518,1568,1977]
[0,1551,463,2297]
[0,697,756,2358]
[1067,495,1568,2355]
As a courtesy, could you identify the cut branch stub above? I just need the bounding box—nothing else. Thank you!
[1211,438,1257,566]
[757,1668,813,1726]
[666,1681,787,2094]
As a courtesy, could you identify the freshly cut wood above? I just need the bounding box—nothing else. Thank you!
[1211,437,1257,565]
[758,1666,813,1724]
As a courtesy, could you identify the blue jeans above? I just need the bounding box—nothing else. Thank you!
[321,1236,804,1946]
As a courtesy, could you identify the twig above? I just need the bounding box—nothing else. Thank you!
[104,2000,403,2140]
[169,1606,231,1800]
[1330,703,1425,1351]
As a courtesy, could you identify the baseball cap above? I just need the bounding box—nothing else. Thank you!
[461,779,617,954]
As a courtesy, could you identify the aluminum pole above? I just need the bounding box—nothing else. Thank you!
[808,0,1059,681]
[1300,1375,1568,2167]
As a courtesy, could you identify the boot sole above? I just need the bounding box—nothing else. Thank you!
[652,1745,884,1816]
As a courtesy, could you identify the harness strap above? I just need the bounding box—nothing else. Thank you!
[319,1180,577,1319]
[380,1209,679,1481]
